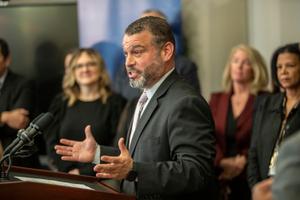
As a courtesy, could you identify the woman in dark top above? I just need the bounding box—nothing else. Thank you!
[248,43,300,189]
[45,48,126,176]
[209,44,269,200]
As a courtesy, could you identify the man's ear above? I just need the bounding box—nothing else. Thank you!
[5,55,11,67]
[161,42,174,62]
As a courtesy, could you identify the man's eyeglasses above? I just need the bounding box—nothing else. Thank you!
[74,61,97,69]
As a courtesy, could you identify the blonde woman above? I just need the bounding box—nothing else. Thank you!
[209,44,269,200]
[45,48,126,175]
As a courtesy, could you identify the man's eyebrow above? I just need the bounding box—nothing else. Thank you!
[123,44,145,53]
[130,44,145,49]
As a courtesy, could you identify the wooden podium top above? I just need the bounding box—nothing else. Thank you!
[0,165,135,200]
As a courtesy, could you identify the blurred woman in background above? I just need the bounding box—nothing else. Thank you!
[209,44,269,200]
[45,48,126,175]
[248,43,300,189]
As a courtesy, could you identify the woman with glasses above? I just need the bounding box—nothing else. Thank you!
[45,48,126,175]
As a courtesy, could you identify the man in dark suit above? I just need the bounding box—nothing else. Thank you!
[55,16,216,199]
[0,38,39,167]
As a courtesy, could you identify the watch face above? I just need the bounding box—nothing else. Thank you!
[126,170,137,182]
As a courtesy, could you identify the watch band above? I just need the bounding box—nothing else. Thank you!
[125,162,137,182]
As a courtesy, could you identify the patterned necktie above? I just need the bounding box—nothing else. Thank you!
[128,92,148,147]
[137,92,148,120]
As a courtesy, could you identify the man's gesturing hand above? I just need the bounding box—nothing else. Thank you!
[93,138,133,180]
[55,125,97,163]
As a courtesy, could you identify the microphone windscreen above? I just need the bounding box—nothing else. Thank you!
[31,113,44,124]
[35,112,54,130]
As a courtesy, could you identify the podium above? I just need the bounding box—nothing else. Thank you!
[0,166,135,200]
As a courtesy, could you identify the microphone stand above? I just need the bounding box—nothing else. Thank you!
[0,128,39,181]
[0,153,13,181]
[0,129,25,181]
[0,112,53,182]
[2,129,25,157]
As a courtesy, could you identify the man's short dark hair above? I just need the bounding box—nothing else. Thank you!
[125,16,175,50]
[0,38,10,59]
[142,9,167,20]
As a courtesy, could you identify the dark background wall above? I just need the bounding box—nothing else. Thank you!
[0,3,79,114]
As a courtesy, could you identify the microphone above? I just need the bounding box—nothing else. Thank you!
[0,112,53,180]
[3,112,54,156]
[2,113,44,156]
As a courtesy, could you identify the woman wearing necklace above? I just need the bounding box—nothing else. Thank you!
[209,44,269,200]
[248,43,300,190]
[45,48,126,176]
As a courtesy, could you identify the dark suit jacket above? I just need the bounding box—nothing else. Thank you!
[0,70,38,167]
[247,92,300,188]
[102,71,217,200]
[273,131,300,200]
[209,92,254,166]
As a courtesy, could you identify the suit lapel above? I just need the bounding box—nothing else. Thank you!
[129,98,158,154]
[128,71,177,155]
[237,94,254,125]
[125,119,134,148]
[264,94,284,164]
[219,93,230,138]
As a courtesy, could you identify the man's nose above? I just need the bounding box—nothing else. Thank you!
[125,55,135,66]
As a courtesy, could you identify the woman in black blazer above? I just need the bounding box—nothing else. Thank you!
[248,43,300,188]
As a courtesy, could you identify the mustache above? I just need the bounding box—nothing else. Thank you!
[126,67,142,74]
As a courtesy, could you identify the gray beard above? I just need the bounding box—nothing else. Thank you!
[129,75,147,89]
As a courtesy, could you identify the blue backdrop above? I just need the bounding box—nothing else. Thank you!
[77,0,182,80]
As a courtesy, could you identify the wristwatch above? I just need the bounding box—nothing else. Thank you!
[126,162,137,182]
